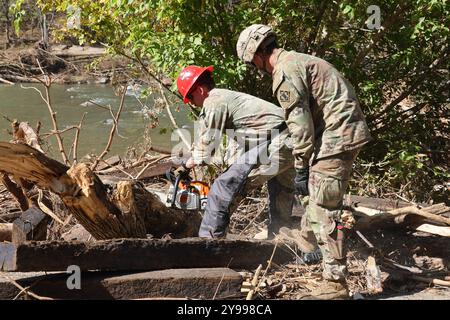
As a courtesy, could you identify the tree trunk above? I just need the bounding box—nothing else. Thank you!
[2,0,11,48]
[0,142,201,240]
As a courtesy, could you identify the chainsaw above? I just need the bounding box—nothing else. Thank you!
[165,168,209,210]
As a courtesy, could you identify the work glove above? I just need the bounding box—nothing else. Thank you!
[294,168,309,196]
[173,161,191,178]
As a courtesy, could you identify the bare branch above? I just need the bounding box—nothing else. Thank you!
[91,88,126,171]
[72,112,87,164]
[351,3,412,69]
[159,83,191,150]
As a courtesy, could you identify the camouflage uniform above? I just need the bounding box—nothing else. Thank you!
[192,88,296,238]
[272,49,372,281]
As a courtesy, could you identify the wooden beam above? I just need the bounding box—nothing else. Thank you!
[0,238,292,272]
[102,268,242,299]
[414,224,450,237]
[12,206,49,245]
[0,268,242,300]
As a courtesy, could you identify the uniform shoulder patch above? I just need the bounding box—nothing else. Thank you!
[276,79,301,111]
[279,90,290,103]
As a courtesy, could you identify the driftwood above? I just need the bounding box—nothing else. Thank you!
[365,255,383,294]
[0,142,201,240]
[355,203,450,232]
[12,121,44,153]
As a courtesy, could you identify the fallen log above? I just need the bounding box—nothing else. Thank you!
[0,238,292,272]
[0,142,201,240]
[345,195,421,211]
[355,203,450,230]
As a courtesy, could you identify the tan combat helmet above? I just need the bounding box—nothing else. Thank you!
[236,24,276,63]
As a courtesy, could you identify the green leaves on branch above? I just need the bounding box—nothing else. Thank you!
[31,0,449,203]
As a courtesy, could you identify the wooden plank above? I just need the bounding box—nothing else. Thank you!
[0,243,16,271]
[0,223,13,242]
[0,238,292,272]
[414,224,450,237]
[12,206,49,245]
[103,268,242,299]
[0,268,242,300]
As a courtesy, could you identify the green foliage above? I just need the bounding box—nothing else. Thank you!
[10,0,26,36]
[33,0,449,203]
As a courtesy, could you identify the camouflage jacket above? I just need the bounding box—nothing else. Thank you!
[272,49,372,170]
[192,88,287,164]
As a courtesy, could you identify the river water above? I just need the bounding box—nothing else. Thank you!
[0,84,191,159]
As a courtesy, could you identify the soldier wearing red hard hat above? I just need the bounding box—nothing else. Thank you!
[173,65,319,259]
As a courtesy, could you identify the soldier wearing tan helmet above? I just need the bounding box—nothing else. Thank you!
[237,24,372,299]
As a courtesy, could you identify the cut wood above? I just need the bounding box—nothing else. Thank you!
[414,224,450,237]
[12,206,49,245]
[0,223,13,242]
[0,238,292,272]
[246,264,262,300]
[366,255,383,294]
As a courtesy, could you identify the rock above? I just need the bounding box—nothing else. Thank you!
[96,77,109,84]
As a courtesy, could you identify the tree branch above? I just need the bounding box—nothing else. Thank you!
[91,89,126,171]
[72,112,87,164]
[351,3,412,69]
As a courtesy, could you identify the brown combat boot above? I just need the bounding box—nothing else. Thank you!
[277,227,317,253]
[299,280,349,300]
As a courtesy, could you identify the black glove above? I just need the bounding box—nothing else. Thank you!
[173,161,191,178]
[294,168,309,196]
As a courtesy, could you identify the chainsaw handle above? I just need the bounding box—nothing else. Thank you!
[166,167,191,208]
[171,174,183,208]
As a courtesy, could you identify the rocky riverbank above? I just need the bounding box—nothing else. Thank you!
[0,42,130,85]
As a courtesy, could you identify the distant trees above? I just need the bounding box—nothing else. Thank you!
[1,0,11,47]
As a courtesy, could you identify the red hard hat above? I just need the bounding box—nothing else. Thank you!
[177,65,214,103]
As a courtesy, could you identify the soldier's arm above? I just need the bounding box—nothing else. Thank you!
[276,77,314,170]
[191,103,228,165]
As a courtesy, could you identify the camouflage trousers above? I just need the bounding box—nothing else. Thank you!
[199,131,296,238]
[300,149,360,282]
